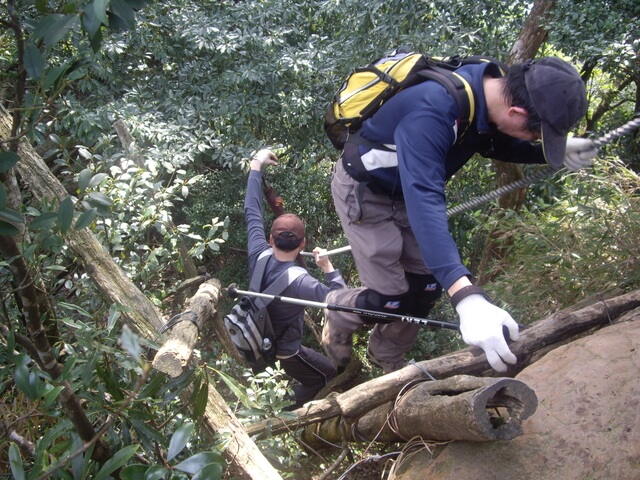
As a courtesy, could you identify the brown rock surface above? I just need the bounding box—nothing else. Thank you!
[394,316,640,480]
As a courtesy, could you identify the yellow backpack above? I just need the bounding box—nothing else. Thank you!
[324,48,499,150]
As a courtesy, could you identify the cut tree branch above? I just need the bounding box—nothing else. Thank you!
[300,375,537,448]
[153,278,244,377]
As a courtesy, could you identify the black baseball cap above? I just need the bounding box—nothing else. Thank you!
[524,57,588,169]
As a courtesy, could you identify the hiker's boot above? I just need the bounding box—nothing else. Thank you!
[322,328,353,370]
[366,347,407,374]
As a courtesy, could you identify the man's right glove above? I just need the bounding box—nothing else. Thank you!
[455,293,519,372]
[564,137,598,171]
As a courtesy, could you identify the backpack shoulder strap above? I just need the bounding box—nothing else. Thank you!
[263,266,307,297]
[415,55,506,139]
[249,250,307,309]
[249,249,273,292]
[416,66,474,136]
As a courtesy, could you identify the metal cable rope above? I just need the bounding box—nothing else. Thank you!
[446,116,640,218]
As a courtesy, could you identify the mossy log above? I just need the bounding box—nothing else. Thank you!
[153,279,246,376]
[301,375,537,449]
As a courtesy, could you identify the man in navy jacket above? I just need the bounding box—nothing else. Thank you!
[323,56,598,373]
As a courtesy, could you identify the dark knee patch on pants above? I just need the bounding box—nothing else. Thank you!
[355,289,412,323]
[405,272,443,316]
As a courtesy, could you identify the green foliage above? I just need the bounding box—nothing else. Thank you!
[2,316,226,479]
[1,0,640,478]
[210,362,316,475]
[67,151,228,295]
[45,0,538,174]
[481,159,640,322]
[117,422,225,480]
[213,363,295,415]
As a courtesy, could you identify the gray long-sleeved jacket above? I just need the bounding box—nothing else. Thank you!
[244,169,346,357]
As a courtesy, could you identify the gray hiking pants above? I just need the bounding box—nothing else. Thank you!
[323,159,436,372]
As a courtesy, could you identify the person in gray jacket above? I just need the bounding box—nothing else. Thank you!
[244,149,347,408]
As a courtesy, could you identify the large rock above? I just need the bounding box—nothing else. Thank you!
[395,316,640,480]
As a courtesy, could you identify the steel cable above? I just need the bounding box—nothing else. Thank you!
[446,116,640,218]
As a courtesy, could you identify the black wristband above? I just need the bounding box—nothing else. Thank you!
[450,285,493,309]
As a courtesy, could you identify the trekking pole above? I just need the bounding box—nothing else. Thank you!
[300,245,352,258]
[301,116,640,257]
[226,283,460,331]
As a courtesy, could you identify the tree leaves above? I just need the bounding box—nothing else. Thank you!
[174,452,225,476]
[57,196,75,234]
[33,14,79,47]
[74,207,97,229]
[24,44,45,80]
[167,421,195,461]
[119,325,142,361]
[108,0,137,30]
[83,0,110,38]
[9,444,25,480]
[0,152,19,173]
[93,444,139,480]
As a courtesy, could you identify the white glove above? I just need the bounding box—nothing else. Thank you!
[455,294,519,372]
[564,138,598,171]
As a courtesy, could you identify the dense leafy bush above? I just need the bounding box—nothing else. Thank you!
[1,0,639,478]
[481,159,640,321]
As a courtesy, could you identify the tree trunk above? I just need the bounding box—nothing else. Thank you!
[498,0,556,207]
[478,0,556,285]
[246,288,640,439]
[508,0,554,64]
[300,375,537,448]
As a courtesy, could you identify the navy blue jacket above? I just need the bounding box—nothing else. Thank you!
[345,61,546,291]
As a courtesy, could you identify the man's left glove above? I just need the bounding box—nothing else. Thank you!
[564,138,598,171]
[455,294,519,372]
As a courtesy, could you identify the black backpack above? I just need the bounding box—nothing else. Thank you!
[223,250,305,371]
[324,48,501,150]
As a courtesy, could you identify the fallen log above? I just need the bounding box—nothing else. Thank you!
[301,375,537,448]
[151,280,282,477]
[246,288,640,438]
[153,279,245,376]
